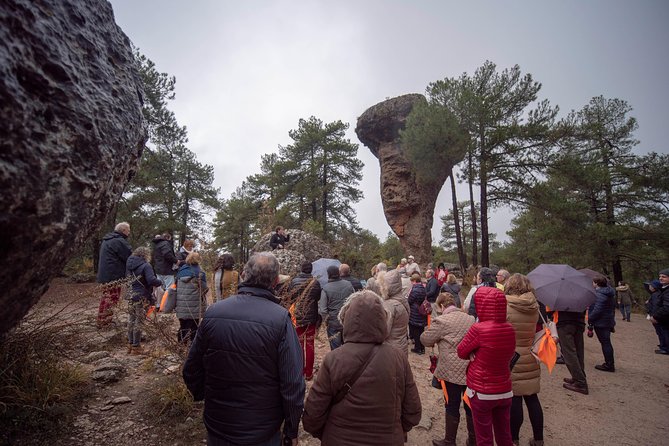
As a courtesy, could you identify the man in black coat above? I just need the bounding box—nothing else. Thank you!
[183,252,304,446]
[288,261,322,380]
[339,263,363,291]
[151,232,178,288]
[96,222,132,327]
[651,268,669,355]
[269,226,290,249]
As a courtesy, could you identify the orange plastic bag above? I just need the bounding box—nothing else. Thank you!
[531,327,558,373]
[289,303,297,327]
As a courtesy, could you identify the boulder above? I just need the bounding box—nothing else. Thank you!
[356,94,463,266]
[0,0,146,334]
[251,229,330,275]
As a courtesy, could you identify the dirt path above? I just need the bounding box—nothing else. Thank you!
[16,279,669,445]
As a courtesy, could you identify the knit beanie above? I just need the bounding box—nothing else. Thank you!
[659,268,669,277]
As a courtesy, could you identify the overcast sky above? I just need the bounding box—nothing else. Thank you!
[109,0,669,244]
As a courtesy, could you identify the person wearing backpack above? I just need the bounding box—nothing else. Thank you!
[408,273,428,355]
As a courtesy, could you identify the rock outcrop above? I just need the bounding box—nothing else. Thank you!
[0,0,146,334]
[356,94,463,266]
[251,229,332,276]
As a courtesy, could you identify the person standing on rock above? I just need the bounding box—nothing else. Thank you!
[340,263,363,291]
[151,232,178,289]
[270,226,290,250]
[319,265,355,350]
[96,222,132,327]
[183,252,305,446]
[125,246,162,354]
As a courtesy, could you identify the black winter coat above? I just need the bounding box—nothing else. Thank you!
[343,275,363,291]
[183,285,305,443]
[97,231,132,283]
[126,255,162,303]
[441,283,462,307]
[588,286,616,328]
[152,238,177,275]
[425,277,439,303]
[269,232,289,249]
[288,273,321,326]
[653,286,669,327]
[408,283,428,327]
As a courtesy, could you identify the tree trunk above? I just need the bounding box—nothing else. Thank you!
[603,145,622,284]
[468,148,479,266]
[479,127,490,267]
[321,151,328,237]
[449,168,467,271]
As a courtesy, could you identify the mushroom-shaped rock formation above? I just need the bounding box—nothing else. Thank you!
[356,94,463,266]
[251,229,332,276]
[0,0,146,335]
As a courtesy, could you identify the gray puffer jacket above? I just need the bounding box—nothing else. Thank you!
[175,265,207,320]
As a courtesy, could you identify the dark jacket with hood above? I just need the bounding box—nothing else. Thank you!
[645,280,662,315]
[183,284,305,444]
[408,282,428,327]
[588,286,616,328]
[288,272,321,326]
[457,286,516,394]
[152,237,177,275]
[125,255,162,303]
[97,231,132,283]
[302,291,422,445]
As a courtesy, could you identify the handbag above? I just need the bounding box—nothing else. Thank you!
[531,311,558,372]
[419,298,432,316]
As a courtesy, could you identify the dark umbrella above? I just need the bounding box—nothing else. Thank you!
[527,264,597,312]
[312,258,341,288]
[579,268,612,286]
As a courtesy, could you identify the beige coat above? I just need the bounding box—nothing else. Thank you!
[302,291,422,445]
[506,292,541,395]
[378,270,410,354]
[420,306,474,385]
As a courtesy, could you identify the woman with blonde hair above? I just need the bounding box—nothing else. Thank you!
[421,292,476,446]
[505,273,544,446]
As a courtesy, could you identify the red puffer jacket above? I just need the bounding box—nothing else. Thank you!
[457,286,516,394]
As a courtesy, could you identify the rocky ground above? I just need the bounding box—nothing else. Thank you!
[8,279,669,445]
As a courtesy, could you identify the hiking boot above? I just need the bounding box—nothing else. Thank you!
[411,348,425,355]
[595,363,615,372]
[563,382,588,395]
[563,377,575,384]
[655,349,669,355]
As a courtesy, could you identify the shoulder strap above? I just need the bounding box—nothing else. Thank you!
[332,344,381,406]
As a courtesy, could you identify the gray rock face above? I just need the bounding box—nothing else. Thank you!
[0,0,146,334]
[356,94,461,266]
[91,357,126,383]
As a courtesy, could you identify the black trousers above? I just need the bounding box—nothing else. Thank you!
[510,394,544,441]
[409,324,425,352]
[178,318,200,344]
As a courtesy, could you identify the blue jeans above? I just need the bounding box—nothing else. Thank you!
[594,327,615,366]
[326,325,342,350]
[619,304,631,321]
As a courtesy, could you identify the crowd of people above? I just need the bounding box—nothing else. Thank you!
[94,222,669,445]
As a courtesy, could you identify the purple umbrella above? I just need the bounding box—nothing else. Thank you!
[527,264,597,312]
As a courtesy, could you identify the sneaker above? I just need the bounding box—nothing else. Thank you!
[595,363,615,372]
[563,382,589,395]
[655,349,669,355]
